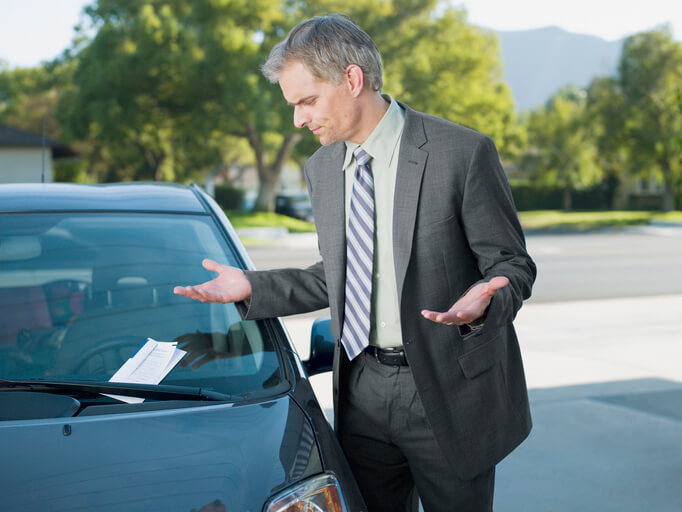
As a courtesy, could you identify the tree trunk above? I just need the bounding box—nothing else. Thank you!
[662,181,675,212]
[253,171,280,212]
[562,186,573,211]
[245,122,302,212]
[661,164,675,212]
[603,172,621,210]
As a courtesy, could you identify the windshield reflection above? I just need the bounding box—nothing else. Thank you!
[0,213,283,399]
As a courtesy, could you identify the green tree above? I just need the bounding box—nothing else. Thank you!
[285,0,525,207]
[524,86,601,211]
[0,60,89,182]
[618,27,682,211]
[295,0,523,159]
[60,1,259,182]
[243,0,524,207]
[0,61,74,140]
[585,76,629,209]
[58,0,522,209]
[380,4,524,160]
[59,0,304,202]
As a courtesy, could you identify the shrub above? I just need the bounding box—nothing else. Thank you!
[213,185,246,210]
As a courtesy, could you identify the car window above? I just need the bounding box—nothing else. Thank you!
[0,212,284,399]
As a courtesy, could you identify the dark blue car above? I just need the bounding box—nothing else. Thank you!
[0,182,364,512]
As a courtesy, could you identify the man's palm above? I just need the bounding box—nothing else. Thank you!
[173,259,252,303]
[421,276,509,325]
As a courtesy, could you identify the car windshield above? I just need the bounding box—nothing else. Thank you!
[0,212,285,400]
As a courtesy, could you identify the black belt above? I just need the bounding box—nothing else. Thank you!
[365,346,409,366]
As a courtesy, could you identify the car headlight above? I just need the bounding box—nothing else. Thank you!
[264,473,348,512]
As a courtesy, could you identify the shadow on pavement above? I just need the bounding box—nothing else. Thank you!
[495,378,682,512]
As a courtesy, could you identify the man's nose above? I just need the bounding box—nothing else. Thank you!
[293,106,308,128]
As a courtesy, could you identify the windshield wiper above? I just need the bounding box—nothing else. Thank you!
[0,378,238,402]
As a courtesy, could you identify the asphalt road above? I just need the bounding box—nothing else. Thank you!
[247,225,682,303]
[525,225,682,302]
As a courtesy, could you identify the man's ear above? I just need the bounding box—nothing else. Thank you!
[345,64,365,98]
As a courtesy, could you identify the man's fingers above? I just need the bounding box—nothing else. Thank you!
[421,309,437,321]
[173,285,202,300]
[173,260,221,297]
[202,258,222,273]
[421,277,509,326]
[191,355,212,370]
[486,276,509,293]
[174,261,250,304]
[421,309,471,325]
[180,351,201,367]
[174,285,211,302]
[174,285,199,299]
[173,285,186,295]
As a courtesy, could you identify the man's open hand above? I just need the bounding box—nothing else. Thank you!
[173,259,252,304]
[421,276,509,326]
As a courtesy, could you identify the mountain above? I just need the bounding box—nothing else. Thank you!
[494,26,623,111]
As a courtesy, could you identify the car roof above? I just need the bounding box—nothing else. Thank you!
[0,182,207,213]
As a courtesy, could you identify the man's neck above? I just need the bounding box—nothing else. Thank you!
[350,93,390,145]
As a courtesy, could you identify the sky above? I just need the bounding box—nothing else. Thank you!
[1,0,681,69]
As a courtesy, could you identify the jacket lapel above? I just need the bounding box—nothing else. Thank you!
[313,143,347,329]
[393,105,427,302]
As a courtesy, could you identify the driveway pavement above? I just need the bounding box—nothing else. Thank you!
[282,294,682,511]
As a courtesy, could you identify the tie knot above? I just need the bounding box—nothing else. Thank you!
[353,147,371,167]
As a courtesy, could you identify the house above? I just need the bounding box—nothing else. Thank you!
[0,124,77,183]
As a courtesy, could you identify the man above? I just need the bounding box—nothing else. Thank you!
[175,14,536,512]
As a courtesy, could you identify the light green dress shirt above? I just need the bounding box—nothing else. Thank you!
[343,97,405,349]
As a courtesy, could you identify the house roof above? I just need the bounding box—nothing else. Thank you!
[0,124,77,158]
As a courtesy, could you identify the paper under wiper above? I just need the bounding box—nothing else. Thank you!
[106,338,186,404]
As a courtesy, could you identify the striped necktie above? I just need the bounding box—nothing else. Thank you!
[341,147,374,360]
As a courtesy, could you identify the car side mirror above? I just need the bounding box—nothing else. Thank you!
[303,317,335,376]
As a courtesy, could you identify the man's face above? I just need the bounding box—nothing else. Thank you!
[279,60,359,146]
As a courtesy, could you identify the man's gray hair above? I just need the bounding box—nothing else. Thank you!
[262,14,383,92]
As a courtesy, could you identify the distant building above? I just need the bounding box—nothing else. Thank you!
[0,124,77,183]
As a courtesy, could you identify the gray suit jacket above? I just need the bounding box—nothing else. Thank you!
[245,102,536,479]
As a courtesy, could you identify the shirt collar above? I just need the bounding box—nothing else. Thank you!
[342,95,405,171]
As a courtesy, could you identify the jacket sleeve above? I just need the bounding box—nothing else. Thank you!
[460,135,536,332]
[241,261,329,320]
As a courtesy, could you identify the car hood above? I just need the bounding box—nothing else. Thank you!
[0,395,321,512]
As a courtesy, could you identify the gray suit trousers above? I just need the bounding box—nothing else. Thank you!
[338,352,495,512]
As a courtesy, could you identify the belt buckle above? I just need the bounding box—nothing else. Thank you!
[381,347,403,366]
[368,346,406,366]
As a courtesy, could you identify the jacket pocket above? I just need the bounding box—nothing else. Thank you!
[414,213,457,239]
[457,331,504,379]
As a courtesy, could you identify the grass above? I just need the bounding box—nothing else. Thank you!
[225,210,316,233]
[652,211,682,223]
[223,209,682,236]
[519,210,682,232]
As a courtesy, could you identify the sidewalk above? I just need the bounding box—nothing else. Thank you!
[282,294,682,511]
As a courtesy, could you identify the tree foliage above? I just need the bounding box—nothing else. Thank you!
[0,61,89,182]
[58,0,282,183]
[4,1,522,210]
[54,0,521,209]
[7,5,682,211]
[0,62,74,140]
[294,0,523,158]
[584,76,629,209]
[520,26,682,212]
[524,85,601,211]
[617,27,682,211]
